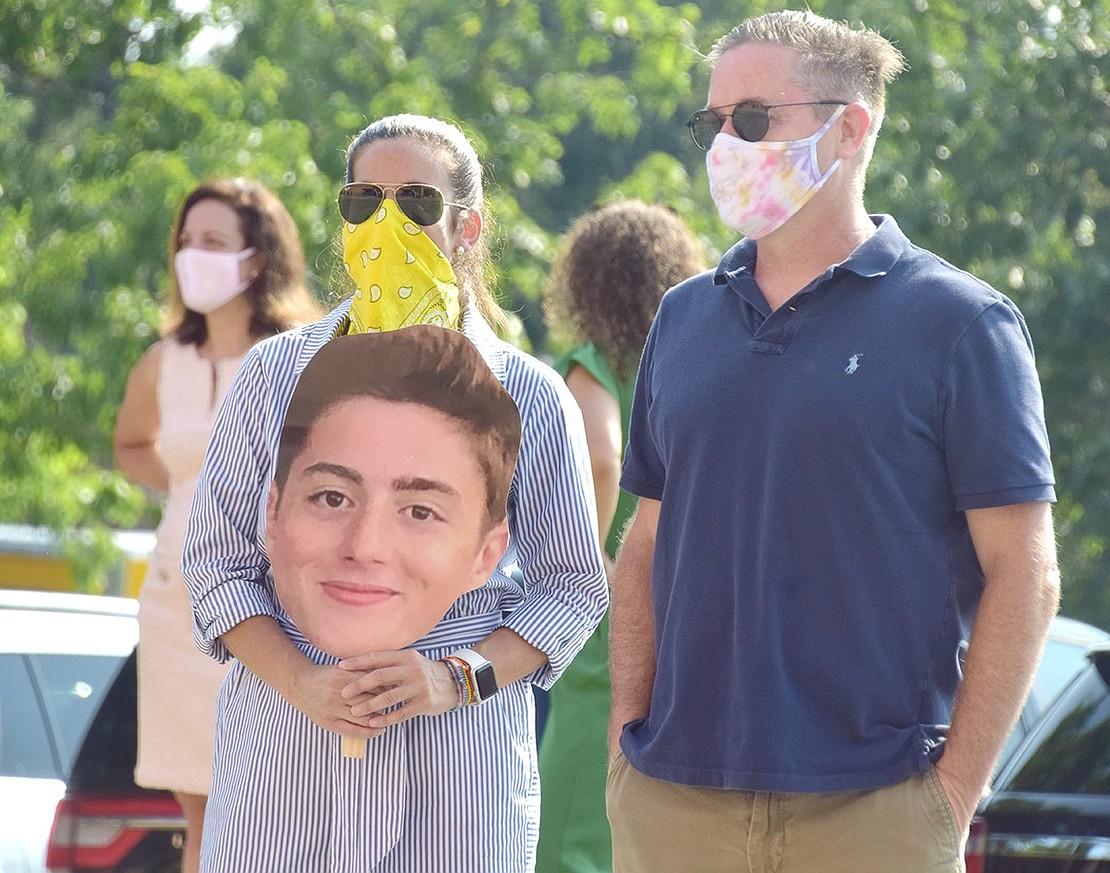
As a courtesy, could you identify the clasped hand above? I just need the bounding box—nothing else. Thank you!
[287,649,458,741]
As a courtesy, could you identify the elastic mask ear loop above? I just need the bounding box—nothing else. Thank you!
[808,105,848,184]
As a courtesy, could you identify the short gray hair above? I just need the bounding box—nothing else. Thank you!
[711,10,906,152]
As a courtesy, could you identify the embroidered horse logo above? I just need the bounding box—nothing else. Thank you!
[845,354,863,374]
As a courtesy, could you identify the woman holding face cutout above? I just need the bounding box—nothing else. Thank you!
[114,178,321,873]
[182,115,607,872]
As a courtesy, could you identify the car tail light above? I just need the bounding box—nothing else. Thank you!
[46,794,183,871]
[964,816,987,873]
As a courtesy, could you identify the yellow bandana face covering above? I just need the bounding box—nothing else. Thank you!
[342,199,462,334]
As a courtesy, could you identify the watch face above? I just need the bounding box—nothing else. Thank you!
[474,663,498,701]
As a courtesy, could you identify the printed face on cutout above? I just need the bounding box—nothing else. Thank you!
[265,397,508,658]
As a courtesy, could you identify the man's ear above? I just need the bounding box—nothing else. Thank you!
[466,517,509,591]
[836,102,872,159]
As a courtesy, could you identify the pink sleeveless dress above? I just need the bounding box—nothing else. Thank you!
[134,339,244,794]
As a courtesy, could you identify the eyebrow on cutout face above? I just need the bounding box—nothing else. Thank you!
[300,464,459,498]
[303,461,363,484]
[393,476,459,498]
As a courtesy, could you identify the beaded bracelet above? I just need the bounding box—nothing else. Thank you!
[440,656,466,709]
[440,655,476,709]
[449,656,476,707]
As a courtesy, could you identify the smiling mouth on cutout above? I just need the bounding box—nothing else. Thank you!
[321,581,400,607]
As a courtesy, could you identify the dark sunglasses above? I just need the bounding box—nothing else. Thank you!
[686,100,848,150]
[336,182,469,227]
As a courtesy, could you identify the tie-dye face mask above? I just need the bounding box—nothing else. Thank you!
[706,105,846,240]
[341,199,461,334]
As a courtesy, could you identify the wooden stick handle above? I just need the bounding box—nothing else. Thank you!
[341,735,366,759]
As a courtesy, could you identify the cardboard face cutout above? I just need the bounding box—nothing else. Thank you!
[266,326,520,658]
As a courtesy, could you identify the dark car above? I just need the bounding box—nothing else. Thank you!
[45,651,184,873]
[966,643,1110,872]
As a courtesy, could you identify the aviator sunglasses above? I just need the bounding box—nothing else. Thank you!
[686,100,848,151]
[336,182,469,227]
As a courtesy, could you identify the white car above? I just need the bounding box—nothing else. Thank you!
[0,590,138,873]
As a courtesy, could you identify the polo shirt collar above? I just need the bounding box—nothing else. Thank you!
[713,214,909,298]
[845,214,908,278]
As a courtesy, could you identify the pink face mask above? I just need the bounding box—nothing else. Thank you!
[174,246,256,314]
[706,105,846,240]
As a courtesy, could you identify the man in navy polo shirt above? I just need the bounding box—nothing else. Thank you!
[606,11,1060,873]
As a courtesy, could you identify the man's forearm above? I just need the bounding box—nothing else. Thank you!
[938,502,1060,824]
[608,499,660,753]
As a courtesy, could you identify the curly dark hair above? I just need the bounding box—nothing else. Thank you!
[544,200,705,379]
[162,177,322,344]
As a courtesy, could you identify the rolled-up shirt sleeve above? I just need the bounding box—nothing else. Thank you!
[498,358,609,689]
[182,348,285,662]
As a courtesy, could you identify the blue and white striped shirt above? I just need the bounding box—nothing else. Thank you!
[182,300,608,872]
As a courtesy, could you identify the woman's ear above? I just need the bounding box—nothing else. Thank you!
[244,250,267,284]
[456,207,483,252]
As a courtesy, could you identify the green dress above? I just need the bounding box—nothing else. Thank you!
[536,342,636,873]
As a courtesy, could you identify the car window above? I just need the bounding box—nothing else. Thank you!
[991,635,1102,779]
[0,654,57,778]
[1008,670,1110,795]
[0,653,124,780]
[31,653,125,774]
[1029,638,1093,711]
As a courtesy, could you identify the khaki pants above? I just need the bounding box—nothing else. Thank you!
[606,749,964,873]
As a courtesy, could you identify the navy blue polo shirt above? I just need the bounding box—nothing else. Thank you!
[619,215,1055,793]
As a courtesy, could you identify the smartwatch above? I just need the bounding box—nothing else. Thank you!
[450,648,499,703]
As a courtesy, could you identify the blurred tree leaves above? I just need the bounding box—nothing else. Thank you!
[1,0,1108,624]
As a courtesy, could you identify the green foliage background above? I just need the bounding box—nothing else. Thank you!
[1,0,1107,624]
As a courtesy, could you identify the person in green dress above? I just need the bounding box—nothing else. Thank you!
[537,200,705,872]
